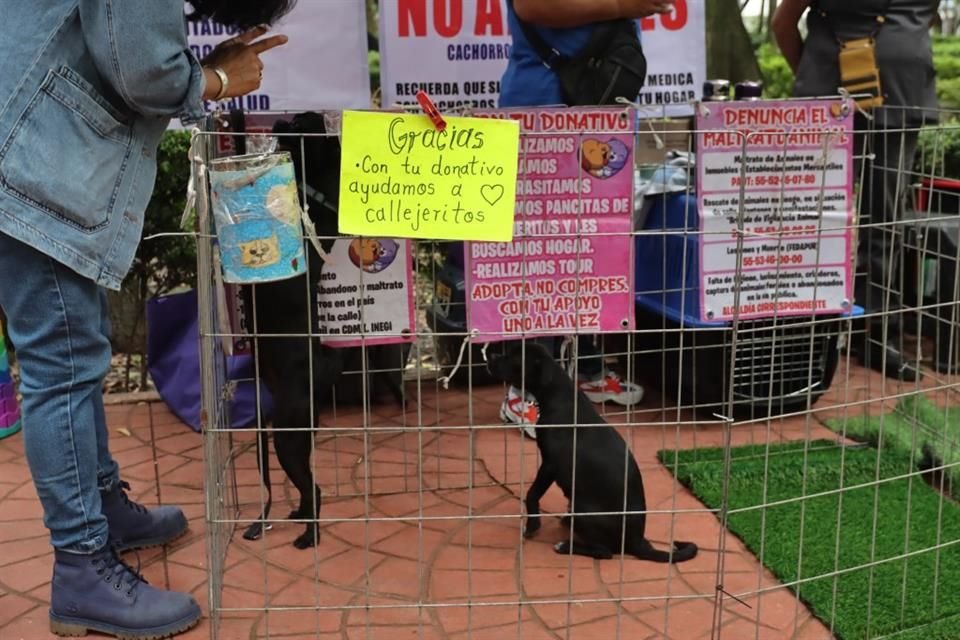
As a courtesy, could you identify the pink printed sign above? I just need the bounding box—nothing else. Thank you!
[695,99,856,322]
[466,108,636,343]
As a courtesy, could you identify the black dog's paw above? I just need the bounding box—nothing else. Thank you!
[523,517,541,539]
[242,521,273,541]
[553,541,571,554]
[293,526,320,549]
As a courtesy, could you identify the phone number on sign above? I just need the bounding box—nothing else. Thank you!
[732,224,819,238]
[730,174,818,188]
[741,253,804,268]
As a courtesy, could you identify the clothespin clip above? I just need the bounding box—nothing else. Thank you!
[416,91,447,132]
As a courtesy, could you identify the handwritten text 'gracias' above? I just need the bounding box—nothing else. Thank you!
[343,114,516,238]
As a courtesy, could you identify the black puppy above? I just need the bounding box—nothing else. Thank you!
[488,342,698,562]
[239,112,343,549]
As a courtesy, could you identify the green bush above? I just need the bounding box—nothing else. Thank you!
[369,50,381,97]
[933,35,960,111]
[917,122,960,181]
[758,35,960,179]
[757,35,960,109]
[135,130,197,297]
[756,42,794,100]
[110,130,196,364]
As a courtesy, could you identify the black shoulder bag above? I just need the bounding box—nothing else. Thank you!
[510,3,648,107]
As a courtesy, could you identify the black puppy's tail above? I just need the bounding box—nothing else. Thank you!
[631,539,698,563]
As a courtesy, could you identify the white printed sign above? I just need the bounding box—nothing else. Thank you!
[696,99,856,322]
[379,0,705,117]
[221,238,416,352]
[315,239,416,346]
[186,1,371,112]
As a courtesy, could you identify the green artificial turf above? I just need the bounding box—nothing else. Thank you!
[658,441,960,639]
[825,394,960,501]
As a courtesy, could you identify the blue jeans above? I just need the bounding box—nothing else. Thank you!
[0,233,119,553]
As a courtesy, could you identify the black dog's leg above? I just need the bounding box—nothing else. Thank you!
[273,401,322,550]
[524,461,555,538]
[243,419,274,541]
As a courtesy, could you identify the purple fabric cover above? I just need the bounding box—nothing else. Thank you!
[146,290,272,432]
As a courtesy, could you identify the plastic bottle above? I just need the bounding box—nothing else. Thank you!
[702,79,731,102]
[734,81,764,101]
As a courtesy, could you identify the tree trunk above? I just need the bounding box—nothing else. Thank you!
[367,0,379,46]
[767,0,779,42]
[706,0,762,84]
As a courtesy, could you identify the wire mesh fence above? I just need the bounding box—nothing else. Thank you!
[189,100,960,639]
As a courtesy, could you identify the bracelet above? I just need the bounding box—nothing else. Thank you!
[211,66,230,101]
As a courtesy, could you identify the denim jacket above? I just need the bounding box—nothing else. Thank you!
[0,1,206,290]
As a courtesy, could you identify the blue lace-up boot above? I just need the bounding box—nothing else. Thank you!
[101,481,188,552]
[49,545,202,638]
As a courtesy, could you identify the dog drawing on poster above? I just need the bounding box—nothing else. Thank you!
[580,138,631,179]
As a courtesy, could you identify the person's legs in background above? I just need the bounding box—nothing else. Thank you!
[852,110,920,381]
[500,334,644,436]
[568,335,644,406]
[499,336,556,437]
[0,232,200,638]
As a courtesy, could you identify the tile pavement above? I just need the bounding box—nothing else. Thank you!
[0,359,949,639]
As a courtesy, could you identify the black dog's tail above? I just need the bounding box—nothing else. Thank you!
[631,539,698,563]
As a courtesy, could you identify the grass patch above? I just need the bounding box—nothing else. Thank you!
[658,441,960,639]
[824,395,960,500]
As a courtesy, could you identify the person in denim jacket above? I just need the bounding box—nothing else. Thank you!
[0,1,291,637]
[497,0,672,433]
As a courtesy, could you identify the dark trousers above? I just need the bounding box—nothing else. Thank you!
[853,114,921,340]
[529,335,605,380]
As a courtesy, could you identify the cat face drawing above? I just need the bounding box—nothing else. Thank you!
[238,234,280,268]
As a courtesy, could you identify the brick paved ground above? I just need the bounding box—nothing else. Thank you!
[0,359,937,639]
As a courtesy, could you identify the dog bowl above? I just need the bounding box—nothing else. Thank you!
[209,152,307,284]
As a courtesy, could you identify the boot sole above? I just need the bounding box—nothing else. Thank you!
[114,522,189,553]
[49,607,201,639]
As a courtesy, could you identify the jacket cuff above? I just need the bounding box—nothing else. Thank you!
[178,51,207,125]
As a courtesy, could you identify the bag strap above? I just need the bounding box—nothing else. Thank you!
[815,0,894,43]
[507,0,623,69]
[507,0,567,68]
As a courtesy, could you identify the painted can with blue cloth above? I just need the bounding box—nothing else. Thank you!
[209,152,307,284]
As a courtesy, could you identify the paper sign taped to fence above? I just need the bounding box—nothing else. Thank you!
[379,0,706,117]
[696,99,856,323]
[185,1,370,113]
[465,108,636,342]
[315,239,416,346]
[338,110,520,241]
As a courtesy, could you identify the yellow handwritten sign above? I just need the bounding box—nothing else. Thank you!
[338,111,519,242]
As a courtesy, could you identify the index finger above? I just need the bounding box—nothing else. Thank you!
[234,25,269,44]
[250,34,289,55]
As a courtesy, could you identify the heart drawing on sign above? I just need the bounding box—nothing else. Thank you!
[481,185,505,207]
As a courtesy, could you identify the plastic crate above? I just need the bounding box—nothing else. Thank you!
[633,307,845,418]
[634,193,721,327]
[632,191,859,417]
